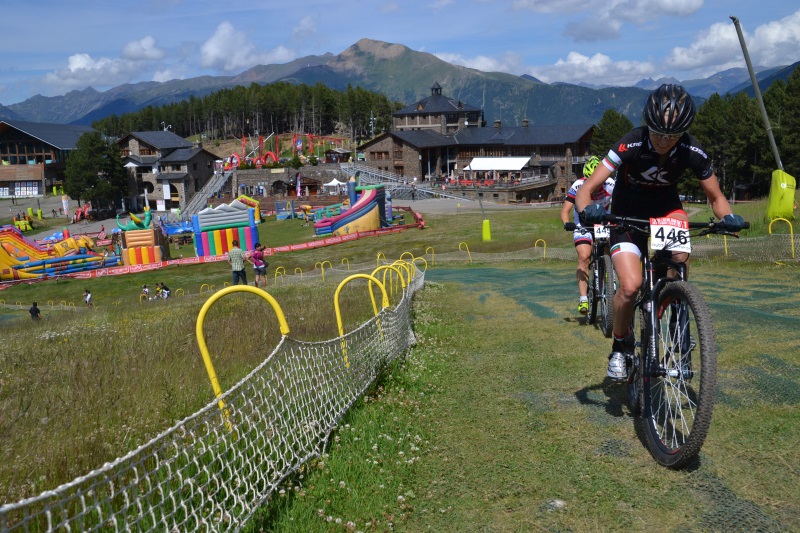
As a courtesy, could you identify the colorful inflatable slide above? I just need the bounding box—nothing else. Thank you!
[0,225,119,281]
[313,179,390,237]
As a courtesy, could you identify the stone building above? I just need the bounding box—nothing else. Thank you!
[0,120,94,198]
[357,83,595,201]
[118,131,217,212]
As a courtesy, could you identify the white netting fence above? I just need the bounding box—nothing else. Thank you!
[0,267,423,532]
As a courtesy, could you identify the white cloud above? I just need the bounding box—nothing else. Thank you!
[514,0,702,36]
[563,14,622,42]
[44,53,140,90]
[529,51,655,85]
[122,36,165,61]
[292,16,317,40]
[200,21,295,72]
[435,52,524,74]
[748,9,800,66]
[511,0,592,14]
[152,69,182,83]
[664,21,740,73]
[665,10,800,76]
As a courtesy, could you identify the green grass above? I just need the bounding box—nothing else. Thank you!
[2,197,799,531]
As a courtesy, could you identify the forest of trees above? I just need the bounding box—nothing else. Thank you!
[92,82,402,145]
[92,70,800,203]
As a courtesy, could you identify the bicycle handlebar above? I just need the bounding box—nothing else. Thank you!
[601,214,749,234]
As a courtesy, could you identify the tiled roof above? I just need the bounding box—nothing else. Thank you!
[124,155,159,165]
[453,124,594,146]
[156,172,188,181]
[390,130,455,148]
[159,147,203,162]
[362,124,593,151]
[123,131,193,150]
[0,120,95,150]
[394,94,482,116]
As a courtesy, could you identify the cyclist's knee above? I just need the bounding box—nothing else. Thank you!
[616,282,639,302]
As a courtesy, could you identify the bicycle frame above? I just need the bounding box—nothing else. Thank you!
[637,250,687,377]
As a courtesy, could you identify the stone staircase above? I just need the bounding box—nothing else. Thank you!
[183,170,232,216]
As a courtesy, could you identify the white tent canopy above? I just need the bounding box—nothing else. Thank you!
[324,178,345,187]
[463,157,531,171]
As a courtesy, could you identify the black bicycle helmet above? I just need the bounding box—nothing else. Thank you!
[643,84,696,134]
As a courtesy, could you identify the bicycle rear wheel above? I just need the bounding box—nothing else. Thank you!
[599,254,615,338]
[642,281,717,468]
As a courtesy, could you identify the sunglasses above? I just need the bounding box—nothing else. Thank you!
[649,129,684,142]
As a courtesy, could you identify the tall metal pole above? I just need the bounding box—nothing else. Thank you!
[730,16,783,171]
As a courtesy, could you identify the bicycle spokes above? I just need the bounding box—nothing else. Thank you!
[642,282,716,469]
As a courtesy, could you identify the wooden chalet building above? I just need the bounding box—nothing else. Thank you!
[0,120,94,198]
[358,83,595,202]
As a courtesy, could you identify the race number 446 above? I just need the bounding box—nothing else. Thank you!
[650,217,691,253]
[593,224,610,239]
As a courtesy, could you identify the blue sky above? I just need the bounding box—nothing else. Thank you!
[1,0,798,105]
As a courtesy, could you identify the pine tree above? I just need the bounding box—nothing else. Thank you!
[780,68,800,177]
[64,132,127,210]
[589,109,634,156]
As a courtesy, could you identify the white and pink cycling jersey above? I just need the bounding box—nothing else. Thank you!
[566,176,615,227]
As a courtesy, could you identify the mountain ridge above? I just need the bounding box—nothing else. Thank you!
[1,38,794,127]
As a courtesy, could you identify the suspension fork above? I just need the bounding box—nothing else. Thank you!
[640,256,666,378]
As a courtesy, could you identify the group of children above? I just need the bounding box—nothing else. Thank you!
[141,282,171,300]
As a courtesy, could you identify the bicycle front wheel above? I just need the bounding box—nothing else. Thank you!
[587,258,599,325]
[642,281,717,468]
[599,254,615,338]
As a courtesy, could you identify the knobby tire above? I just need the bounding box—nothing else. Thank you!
[642,281,717,469]
[588,257,600,325]
[599,254,615,338]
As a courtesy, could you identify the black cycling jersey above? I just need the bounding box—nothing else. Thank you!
[603,126,714,219]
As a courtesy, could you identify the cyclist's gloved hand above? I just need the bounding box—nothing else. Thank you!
[579,204,605,225]
[721,213,745,232]
[564,222,576,231]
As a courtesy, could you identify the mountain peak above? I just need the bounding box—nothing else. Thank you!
[348,38,411,60]
[633,76,681,90]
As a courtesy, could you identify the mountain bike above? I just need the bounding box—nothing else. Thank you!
[565,223,616,337]
[605,214,748,468]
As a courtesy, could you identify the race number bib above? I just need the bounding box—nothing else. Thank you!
[593,224,610,239]
[650,217,691,253]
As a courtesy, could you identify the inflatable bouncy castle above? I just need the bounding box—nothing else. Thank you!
[192,199,259,257]
[120,228,171,265]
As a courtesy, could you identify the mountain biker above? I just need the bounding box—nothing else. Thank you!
[560,155,615,315]
[575,83,745,381]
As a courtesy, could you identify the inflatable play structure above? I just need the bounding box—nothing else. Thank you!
[192,199,259,257]
[73,203,91,223]
[275,200,296,221]
[0,225,119,280]
[236,194,262,221]
[120,228,171,266]
[313,177,392,237]
[117,207,153,231]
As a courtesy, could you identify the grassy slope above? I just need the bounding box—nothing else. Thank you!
[2,200,799,531]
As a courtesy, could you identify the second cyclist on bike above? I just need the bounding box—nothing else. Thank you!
[575,83,745,381]
[560,155,615,316]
